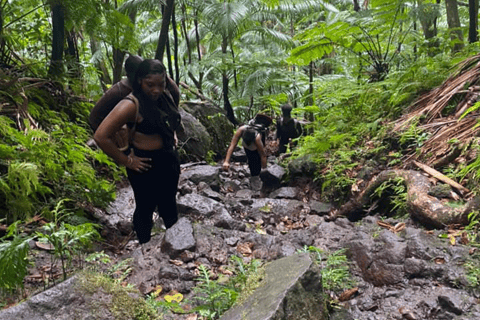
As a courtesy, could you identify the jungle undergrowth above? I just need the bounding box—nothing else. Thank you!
[144,255,264,320]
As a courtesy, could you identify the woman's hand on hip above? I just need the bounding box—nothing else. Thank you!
[126,149,152,172]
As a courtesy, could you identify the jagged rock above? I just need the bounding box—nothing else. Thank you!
[223,179,241,193]
[347,230,406,286]
[161,217,196,258]
[176,109,212,162]
[309,200,333,216]
[181,101,234,159]
[268,186,298,199]
[235,188,256,198]
[177,193,230,218]
[219,253,327,320]
[250,175,263,191]
[200,187,224,202]
[213,209,246,231]
[287,155,317,177]
[231,148,248,162]
[180,164,221,191]
[0,274,146,320]
[260,164,286,189]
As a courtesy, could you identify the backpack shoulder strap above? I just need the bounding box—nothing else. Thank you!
[124,94,140,144]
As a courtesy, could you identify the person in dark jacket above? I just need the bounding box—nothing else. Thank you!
[275,104,302,155]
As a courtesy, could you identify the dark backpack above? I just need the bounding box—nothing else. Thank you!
[278,117,302,141]
[246,119,269,145]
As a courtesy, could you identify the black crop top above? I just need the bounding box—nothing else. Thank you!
[125,92,181,148]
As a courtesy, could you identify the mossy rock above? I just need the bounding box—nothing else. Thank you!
[182,101,234,159]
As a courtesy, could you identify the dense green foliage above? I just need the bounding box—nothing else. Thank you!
[3,0,480,312]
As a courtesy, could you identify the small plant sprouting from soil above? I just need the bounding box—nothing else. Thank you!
[35,199,100,280]
[298,246,355,292]
[144,255,264,320]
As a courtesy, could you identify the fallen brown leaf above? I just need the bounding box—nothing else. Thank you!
[35,241,55,251]
[338,287,358,302]
[170,259,183,266]
[377,221,394,229]
[448,234,456,245]
[460,232,469,245]
[399,306,417,319]
[218,266,233,276]
[434,257,446,264]
[237,242,254,256]
[393,222,406,233]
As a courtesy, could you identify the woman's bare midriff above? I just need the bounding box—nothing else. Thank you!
[132,132,164,150]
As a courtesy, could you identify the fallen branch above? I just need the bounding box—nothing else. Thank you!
[413,160,470,195]
[329,169,479,228]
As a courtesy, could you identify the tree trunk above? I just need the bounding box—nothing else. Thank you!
[468,0,479,43]
[66,30,81,78]
[353,0,361,11]
[90,37,111,92]
[419,4,438,40]
[48,3,65,77]
[180,4,191,64]
[172,4,180,84]
[155,0,175,61]
[329,169,477,228]
[194,11,204,91]
[222,37,237,125]
[112,48,125,84]
[445,0,465,52]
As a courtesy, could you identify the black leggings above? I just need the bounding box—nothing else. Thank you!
[244,148,261,176]
[126,147,180,244]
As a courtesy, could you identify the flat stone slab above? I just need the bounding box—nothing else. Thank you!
[220,253,326,320]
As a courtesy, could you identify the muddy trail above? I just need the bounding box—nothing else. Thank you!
[2,153,480,320]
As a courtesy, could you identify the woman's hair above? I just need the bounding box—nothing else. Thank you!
[132,59,166,95]
[125,55,143,82]
[281,104,292,117]
[242,127,257,145]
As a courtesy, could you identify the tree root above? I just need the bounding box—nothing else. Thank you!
[330,169,480,228]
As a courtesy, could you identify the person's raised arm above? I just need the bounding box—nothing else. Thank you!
[222,126,245,171]
[255,134,267,169]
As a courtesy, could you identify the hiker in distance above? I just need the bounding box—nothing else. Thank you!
[222,114,272,177]
[94,59,181,245]
[275,103,302,155]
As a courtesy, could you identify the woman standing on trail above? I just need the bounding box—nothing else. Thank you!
[94,59,181,245]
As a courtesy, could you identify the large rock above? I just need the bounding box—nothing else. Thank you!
[176,108,212,162]
[0,274,146,320]
[220,253,327,320]
[180,164,220,190]
[177,193,229,218]
[161,217,196,258]
[182,101,235,159]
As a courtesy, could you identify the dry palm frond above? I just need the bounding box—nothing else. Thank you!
[393,53,480,165]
